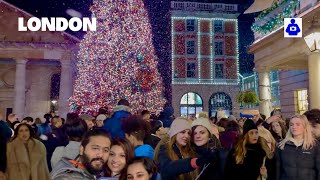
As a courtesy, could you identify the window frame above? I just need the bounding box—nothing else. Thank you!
[186,62,197,78]
[294,89,308,114]
[186,19,195,32]
[214,41,224,56]
[180,92,203,117]
[186,40,196,55]
[214,20,223,33]
[214,63,224,79]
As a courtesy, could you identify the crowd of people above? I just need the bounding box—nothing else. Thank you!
[1,99,320,180]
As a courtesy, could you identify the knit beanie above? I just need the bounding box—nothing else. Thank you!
[243,119,258,135]
[168,117,191,138]
[191,117,213,134]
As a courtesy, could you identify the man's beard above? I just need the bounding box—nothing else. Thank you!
[81,153,106,175]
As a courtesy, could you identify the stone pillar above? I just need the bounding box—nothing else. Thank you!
[58,58,72,119]
[14,59,27,120]
[308,52,320,109]
[258,71,272,118]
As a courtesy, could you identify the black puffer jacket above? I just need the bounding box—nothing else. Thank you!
[276,141,320,180]
[224,143,275,180]
[194,135,223,180]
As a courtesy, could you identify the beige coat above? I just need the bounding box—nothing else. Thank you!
[6,138,50,180]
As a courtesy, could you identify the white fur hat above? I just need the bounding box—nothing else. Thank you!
[191,117,213,134]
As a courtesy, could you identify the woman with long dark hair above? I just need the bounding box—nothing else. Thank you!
[270,120,287,143]
[6,123,50,180]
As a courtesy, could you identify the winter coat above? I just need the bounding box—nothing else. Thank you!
[0,133,6,172]
[156,144,196,180]
[51,157,95,180]
[6,138,50,180]
[220,130,239,150]
[51,125,69,146]
[271,132,283,143]
[224,143,275,180]
[51,141,81,169]
[159,107,174,128]
[135,144,155,160]
[144,134,161,149]
[0,121,12,142]
[40,133,61,171]
[276,141,320,180]
[194,135,223,180]
[103,105,131,139]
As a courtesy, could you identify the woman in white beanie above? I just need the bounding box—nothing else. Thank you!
[191,117,223,180]
[155,117,209,180]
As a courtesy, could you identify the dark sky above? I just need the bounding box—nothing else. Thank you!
[4,0,256,74]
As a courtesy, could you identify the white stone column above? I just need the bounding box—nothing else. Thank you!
[58,58,72,119]
[14,59,27,120]
[258,71,272,118]
[308,52,320,109]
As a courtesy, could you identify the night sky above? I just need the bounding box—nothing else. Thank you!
[6,0,255,74]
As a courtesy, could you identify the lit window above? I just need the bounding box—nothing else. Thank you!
[294,89,308,114]
[180,92,203,117]
[209,92,232,117]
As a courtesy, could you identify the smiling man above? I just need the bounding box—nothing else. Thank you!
[51,129,111,180]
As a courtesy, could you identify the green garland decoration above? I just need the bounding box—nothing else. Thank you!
[257,0,290,19]
[251,0,300,34]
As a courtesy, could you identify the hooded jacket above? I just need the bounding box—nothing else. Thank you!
[103,105,131,139]
[135,144,155,160]
[51,141,81,169]
[50,157,95,180]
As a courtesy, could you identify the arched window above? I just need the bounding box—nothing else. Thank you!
[180,92,203,117]
[209,92,232,117]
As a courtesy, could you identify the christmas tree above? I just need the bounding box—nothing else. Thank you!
[69,0,166,114]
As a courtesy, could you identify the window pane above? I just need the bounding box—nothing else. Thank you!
[187,40,195,54]
[180,106,188,117]
[214,42,223,55]
[215,64,224,78]
[196,107,203,114]
[186,19,195,31]
[188,106,196,114]
[214,20,223,32]
[295,89,308,114]
[187,63,196,78]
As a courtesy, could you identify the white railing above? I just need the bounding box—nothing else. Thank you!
[171,1,238,12]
